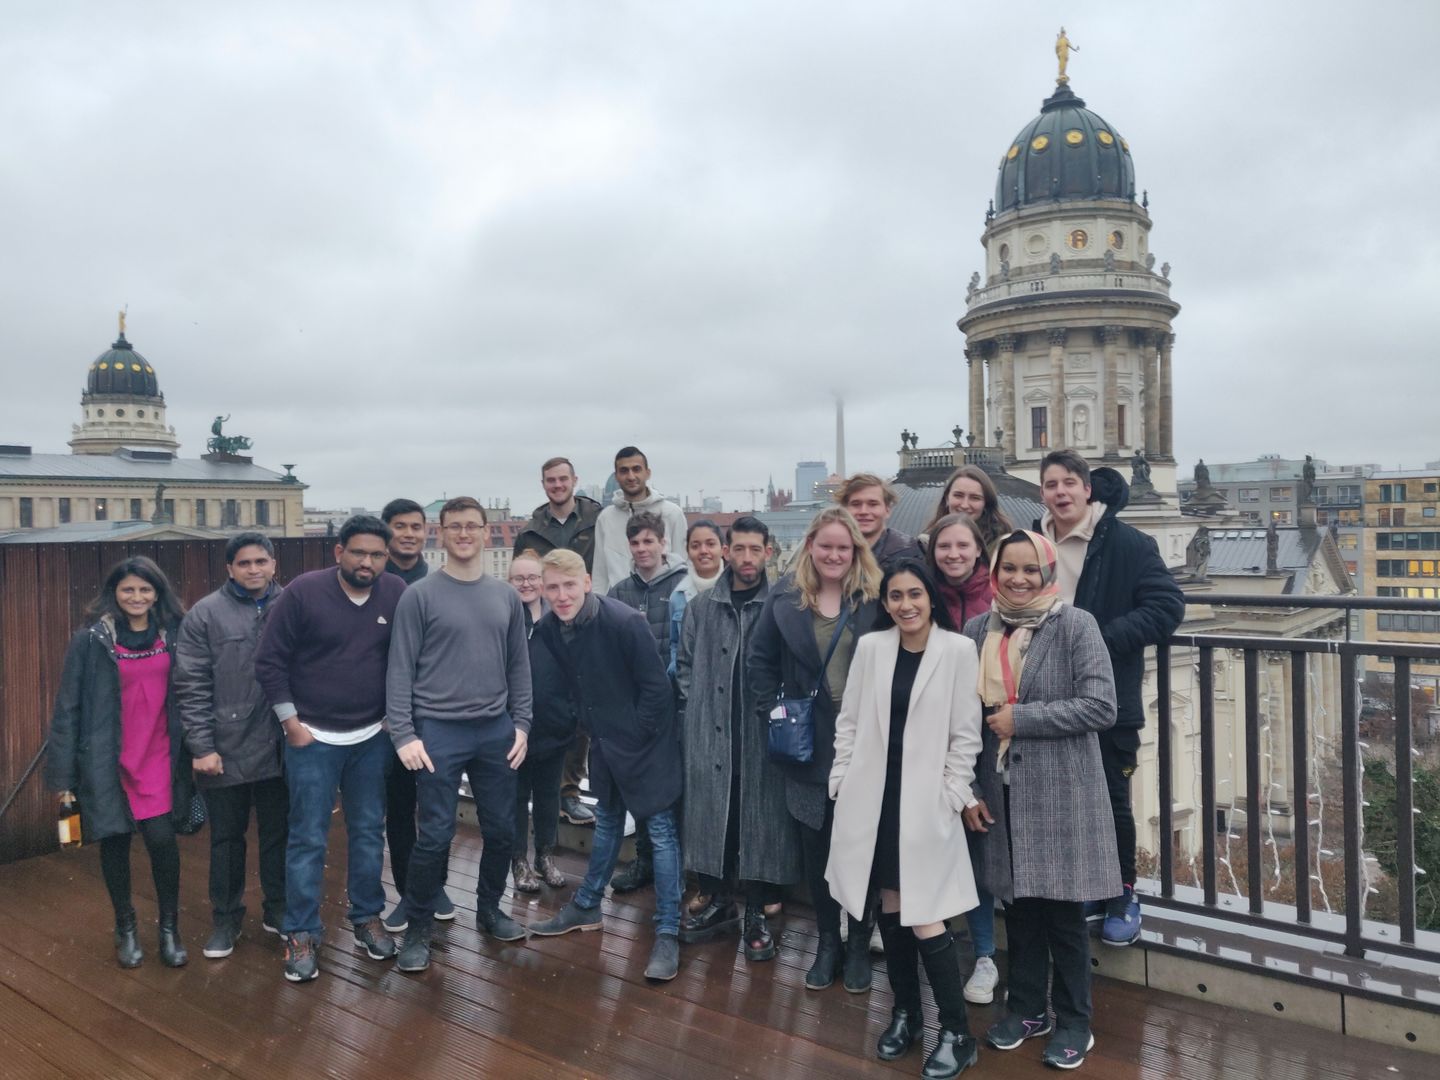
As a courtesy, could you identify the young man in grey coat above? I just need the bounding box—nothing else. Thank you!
[174,532,288,959]
[675,517,800,960]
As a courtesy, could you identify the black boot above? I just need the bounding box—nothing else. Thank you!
[918,932,978,1078]
[843,913,872,993]
[875,912,921,1060]
[805,929,843,990]
[114,908,142,969]
[610,850,654,893]
[158,912,188,968]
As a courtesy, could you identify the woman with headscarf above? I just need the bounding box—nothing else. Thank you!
[961,530,1118,1071]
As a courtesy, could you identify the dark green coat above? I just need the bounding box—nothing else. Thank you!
[676,570,800,884]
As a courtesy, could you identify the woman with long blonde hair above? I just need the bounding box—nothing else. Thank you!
[749,507,881,992]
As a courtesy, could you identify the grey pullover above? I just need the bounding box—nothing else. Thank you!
[385,571,533,749]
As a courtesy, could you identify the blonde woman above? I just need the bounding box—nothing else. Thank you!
[748,507,881,991]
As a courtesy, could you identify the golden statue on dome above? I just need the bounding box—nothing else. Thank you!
[118,306,127,336]
[1056,27,1078,84]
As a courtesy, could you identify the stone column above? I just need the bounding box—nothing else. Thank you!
[1159,332,1175,459]
[996,333,1018,461]
[1142,330,1161,456]
[966,345,985,439]
[1048,328,1067,449]
[1101,325,1123,458]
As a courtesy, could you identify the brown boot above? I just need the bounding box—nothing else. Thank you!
[512,858,541,893]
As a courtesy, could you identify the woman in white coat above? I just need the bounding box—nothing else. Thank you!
[827,559,984,1079]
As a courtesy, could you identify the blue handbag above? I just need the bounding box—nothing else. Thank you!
[767,603,852,765]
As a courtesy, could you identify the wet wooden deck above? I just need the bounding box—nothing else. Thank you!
[0,823,1432,1079]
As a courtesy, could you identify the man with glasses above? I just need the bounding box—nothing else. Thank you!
[387,497,533,972]
[256,515,406,983]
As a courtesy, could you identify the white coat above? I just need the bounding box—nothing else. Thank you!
[825,626,984,927]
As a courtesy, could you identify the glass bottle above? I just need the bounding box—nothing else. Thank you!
[57,793,82,848]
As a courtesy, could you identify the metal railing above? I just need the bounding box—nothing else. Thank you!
[1151,592,1440,961]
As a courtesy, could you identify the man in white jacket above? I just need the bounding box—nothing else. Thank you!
[591,446,688,594]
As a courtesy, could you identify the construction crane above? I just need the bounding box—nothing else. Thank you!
[724,487,765,512]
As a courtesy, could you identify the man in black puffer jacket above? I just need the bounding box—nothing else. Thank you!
[1037,450,1185,947]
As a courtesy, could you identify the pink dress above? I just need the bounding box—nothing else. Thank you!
[115,639,173,821]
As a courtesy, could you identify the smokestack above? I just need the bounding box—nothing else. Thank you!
[835,397,846,478]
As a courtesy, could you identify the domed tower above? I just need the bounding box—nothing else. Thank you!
[958,37,1180,492]
[69,314,180,455]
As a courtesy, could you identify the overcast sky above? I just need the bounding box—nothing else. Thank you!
[3,2,1436,512]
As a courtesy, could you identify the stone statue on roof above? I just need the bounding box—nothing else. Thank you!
[1185,525,1211,580]
[1301,454,1317,505]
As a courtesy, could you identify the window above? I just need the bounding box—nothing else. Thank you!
[1239,488,1260,502]
[1271,509,1292,525]
[129,498,142,520]
[1379,508,1391,526]
[1395,508,1407,526]
[1271,486,1293,500]
[195,500,207,527]
[1338,533,1357,549]
[58,497,71,524]
[1380,483,1408,502]
[1427,507,1437,519]
[1338,509,1360,524]
[1315,509,1329,524]
[162,499,174,520]
[223,500,239,527]
[19,497,33,528]
[255,500,270,526]
[1031,406,1049,449]
[1426,483,1438,494]
[95,498,108,521]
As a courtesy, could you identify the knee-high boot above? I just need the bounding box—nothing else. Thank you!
[917,933,979,1078]
[875,912,921,1060]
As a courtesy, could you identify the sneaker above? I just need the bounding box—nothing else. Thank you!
[560,794,596,825]
[964,955,999,1004]
[202,922,240,959]
[434,891,456,921]
[283,932,319,982]
[476,905,527,942]
[1083,899,1105,922]
[396,926,432,973]
[985,1012,1053,1051]
[261,918,285,938]
[644,934,680,981]
[1042,1028,1095,1070]
[353,918,396,960]
[383,904,409,932]
[529,900,604,937]
[1100,886,1142,947]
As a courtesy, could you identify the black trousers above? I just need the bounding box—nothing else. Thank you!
[99,814,181,921]
[795,795,842,936]
[202,777,288,927]
[514,749,565,858]
[696,773,780,909]
[1003,896,1092,1030]
[385,745,418,897]
[1098,726,1140,886]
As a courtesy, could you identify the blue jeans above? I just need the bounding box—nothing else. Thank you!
[965,827,996,957]
[575,798,682,936]
[282,731,388,937]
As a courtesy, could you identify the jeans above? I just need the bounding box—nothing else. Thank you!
[515,749,565,858]
[99,814,180,921]
[405,718,516,925]
[575,798,682,936]
[963,828,996,958]
[1099,727,1140,887]
[282,731,388,937]
[203,777,288,928]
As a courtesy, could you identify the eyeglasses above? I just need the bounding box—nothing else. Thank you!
[443,523,485,534]
[509,574,542,585]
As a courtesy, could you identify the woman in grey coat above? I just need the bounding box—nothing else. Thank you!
[962,530,1118,1072]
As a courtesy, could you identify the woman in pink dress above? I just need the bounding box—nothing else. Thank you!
[47,556,193,968]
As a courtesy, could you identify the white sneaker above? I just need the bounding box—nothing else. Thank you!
[870,924,884,954]
[964,955,999,1004]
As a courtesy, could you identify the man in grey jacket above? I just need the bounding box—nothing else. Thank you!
[591,446,688,594]
[174,532,287,960]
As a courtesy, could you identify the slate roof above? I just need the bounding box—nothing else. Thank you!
[0,449,294,486]
[0,520,223,544]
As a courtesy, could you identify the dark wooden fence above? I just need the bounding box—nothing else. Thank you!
[0,538,334,863]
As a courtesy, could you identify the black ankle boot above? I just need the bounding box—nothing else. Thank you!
[918,933,977,1078]
[114,909,142,969]
[843,913,872,992]
[875,912,921,1059]
[158,912,188,968]
[805,929,843,990]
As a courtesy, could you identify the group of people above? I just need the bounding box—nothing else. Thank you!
[46,444,1182,1076]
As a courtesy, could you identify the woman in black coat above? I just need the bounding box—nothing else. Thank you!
[748,507,880,992]
[46,556,195,969]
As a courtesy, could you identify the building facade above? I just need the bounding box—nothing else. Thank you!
[1366,467,1440,690]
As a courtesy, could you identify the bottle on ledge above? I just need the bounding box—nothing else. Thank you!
[57,793,81,848]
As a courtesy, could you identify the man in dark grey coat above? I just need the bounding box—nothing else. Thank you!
[174,532,287,959]
[675,517,799,961]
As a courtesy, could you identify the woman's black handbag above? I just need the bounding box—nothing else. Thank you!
[767,604,852,765]
[175,790,207,835]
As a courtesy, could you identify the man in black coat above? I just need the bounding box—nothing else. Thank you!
[527,549,684,982]
[1038,450,1185,946]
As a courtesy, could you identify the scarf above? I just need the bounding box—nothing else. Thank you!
[977,531,1063,769]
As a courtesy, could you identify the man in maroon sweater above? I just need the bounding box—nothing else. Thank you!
[255,515,406,983]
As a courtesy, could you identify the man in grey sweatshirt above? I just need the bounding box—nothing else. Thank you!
[386,497,533,972]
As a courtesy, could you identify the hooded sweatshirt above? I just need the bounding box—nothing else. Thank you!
[591,487,688,594]
[1041,500,1107,603]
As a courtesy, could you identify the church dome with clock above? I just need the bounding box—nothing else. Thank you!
[958,37,1181,497]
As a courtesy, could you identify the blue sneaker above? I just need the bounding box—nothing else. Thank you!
[1100,885,1141,946]
[434,890,456,922]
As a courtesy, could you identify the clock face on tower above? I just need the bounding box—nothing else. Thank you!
[1067,229,1089,251]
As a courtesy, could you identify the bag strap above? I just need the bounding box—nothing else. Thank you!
[809,601,854,699]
